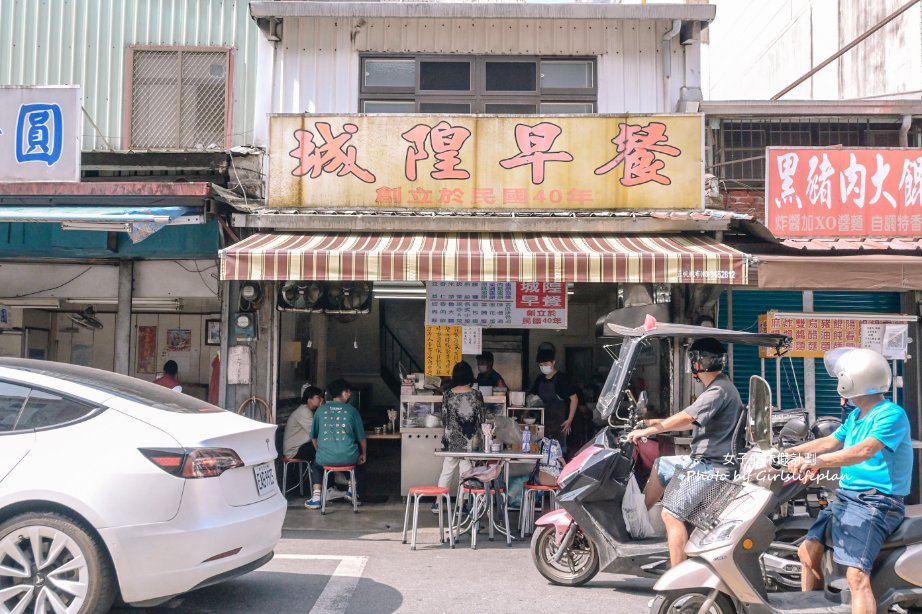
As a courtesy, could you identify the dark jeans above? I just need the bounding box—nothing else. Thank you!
[293,442,316,462]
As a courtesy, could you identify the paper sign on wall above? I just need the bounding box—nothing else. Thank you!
[462,326,482,355]
[425,325,462,377]
[426,282,567,329]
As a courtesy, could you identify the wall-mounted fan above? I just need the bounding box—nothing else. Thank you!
[277,282,324,312]
[323,282,372,315]
[69,307,104,330]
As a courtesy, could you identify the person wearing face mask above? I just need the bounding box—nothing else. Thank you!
[475,351,506,390]
[528,348,578,451]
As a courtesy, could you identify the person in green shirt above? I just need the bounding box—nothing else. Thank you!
[305,379,367,510]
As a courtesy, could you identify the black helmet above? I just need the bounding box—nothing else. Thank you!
[688,337,728,374]
[779,416,811,444]
[811,417,842,439]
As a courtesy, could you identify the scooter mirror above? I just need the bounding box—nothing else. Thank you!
[747,375,773,450]
[636,391,648,416]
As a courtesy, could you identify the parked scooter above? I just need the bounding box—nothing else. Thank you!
[650,376,922,613]
[530,319,805,588]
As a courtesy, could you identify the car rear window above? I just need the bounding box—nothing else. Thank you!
[0,359,225,414]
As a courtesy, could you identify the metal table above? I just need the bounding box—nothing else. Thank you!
[435,450,544,547]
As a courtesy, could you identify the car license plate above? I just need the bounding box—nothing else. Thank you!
[253,462,277,496]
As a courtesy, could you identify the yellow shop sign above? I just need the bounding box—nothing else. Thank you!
[267,114,703,209]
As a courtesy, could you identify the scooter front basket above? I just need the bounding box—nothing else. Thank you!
[661,467,744,531]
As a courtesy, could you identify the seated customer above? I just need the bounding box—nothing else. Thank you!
[305,379,367,510]
[283,385,324,462]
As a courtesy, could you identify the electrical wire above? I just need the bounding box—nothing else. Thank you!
[10,267,94,298]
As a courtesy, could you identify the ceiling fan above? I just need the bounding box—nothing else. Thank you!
[69,307,104,330]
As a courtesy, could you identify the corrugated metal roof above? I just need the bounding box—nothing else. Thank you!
[780,238,922,251]
[0,0,260,151]
[250,1,717,21]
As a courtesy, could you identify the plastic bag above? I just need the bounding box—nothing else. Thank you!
[461,461,504,483]
[622,475,657,539]
[492,415,521,445]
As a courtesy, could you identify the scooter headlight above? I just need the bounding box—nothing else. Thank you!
[698,520,743,546]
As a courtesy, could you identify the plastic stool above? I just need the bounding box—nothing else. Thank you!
[519,484,559,538]
[321,465,357,514]
[402,486,454,550]
[280,456,310,496]
[455,482,510,549]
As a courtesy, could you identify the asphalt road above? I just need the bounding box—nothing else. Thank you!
[111,503,658,614]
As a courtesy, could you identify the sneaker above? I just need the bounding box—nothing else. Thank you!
[304,495,321,509]
[326,488,345,501]
[344,491,362,506]
[431,501,440,514]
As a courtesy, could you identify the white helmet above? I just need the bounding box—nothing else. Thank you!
[823,347,891,399]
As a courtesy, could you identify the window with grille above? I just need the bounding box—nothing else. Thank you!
[359,56,596,114]
[126,47,232,149]
[709,117,920,189]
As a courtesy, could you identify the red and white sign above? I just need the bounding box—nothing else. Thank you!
[426,282,567,329]
[766,148,922,238]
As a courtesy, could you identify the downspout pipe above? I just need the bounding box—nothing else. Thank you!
[662,19,681,79]
[900,114,912,147]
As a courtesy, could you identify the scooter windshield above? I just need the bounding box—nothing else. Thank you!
[597,337,639,421]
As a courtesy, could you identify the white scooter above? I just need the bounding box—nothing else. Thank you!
[650,376,922,614]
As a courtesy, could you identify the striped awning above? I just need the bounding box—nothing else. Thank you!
[219,232,749,285]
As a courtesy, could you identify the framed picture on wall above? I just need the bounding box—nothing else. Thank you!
[205,319,222,346]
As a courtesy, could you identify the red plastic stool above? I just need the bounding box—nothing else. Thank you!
[455,483,510,549]
[402,486,454,550]
[321,465,357,514]
[519,484,559,538]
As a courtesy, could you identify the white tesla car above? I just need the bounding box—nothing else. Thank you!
[0,358,286,613]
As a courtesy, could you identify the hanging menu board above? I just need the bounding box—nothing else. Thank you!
[759,311,914,358]
[425,325,462,376]
[426,282,567,329]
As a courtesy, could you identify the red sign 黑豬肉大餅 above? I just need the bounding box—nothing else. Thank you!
[766,148,922,238]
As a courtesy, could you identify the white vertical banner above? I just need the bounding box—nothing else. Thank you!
[462,326,482,354]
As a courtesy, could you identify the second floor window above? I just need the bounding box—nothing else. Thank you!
[126,47,232,149]
[360,56,596,114]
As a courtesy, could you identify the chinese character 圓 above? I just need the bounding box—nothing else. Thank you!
[594,121,682,186]
[402,121,472,181]
[16,103,64,166]
[289,122,376,183]
[499,122,573,185]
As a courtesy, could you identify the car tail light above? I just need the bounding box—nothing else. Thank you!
[139,448,244,478]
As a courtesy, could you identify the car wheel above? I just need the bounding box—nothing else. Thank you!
[0,512,116,614]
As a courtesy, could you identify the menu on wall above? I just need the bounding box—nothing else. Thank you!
[759,311,913,359]
[425,282,567,329]
[425,325,462,376]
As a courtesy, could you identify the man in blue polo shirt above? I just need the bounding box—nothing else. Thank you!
[788,347,911,612]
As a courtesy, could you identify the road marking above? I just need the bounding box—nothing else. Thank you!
[274,554,368,614]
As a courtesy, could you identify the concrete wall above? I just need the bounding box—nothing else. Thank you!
[704,0,922,100]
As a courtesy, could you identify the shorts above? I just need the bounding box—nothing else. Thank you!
[804,488,904,573]
[655,455,727,487]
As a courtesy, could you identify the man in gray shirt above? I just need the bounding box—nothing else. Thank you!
[627,337,744,566]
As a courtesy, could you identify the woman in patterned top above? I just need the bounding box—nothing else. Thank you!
[433,361,486,513]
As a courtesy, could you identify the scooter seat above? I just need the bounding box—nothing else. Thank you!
[881,504,922,549]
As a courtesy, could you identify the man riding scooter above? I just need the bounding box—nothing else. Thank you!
[787,347,911,614]
[627,337,745,567]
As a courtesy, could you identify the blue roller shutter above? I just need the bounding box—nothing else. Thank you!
[719,290,903,417]
[718,290,805,410]
[813,292,902,418]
